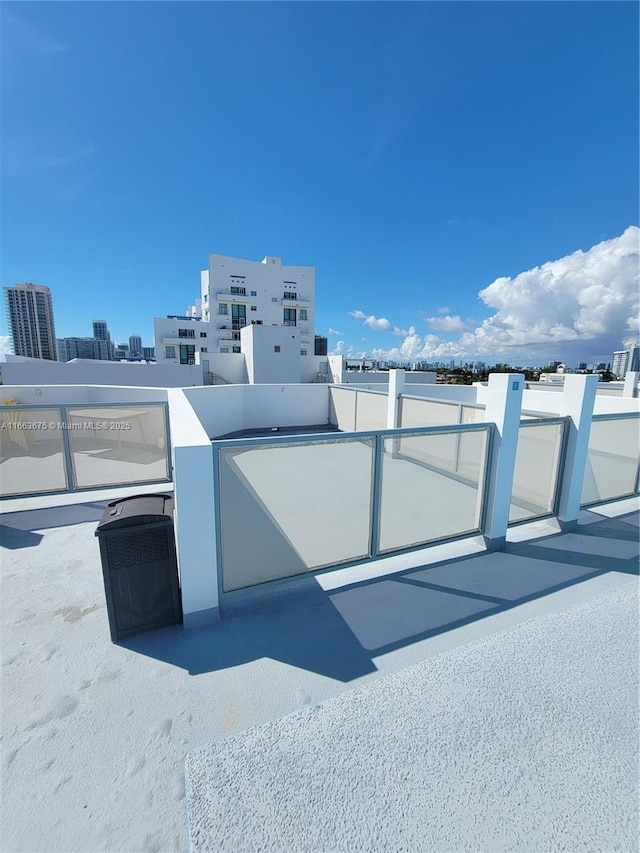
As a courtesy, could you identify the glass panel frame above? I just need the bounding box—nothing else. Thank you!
[399,395,461,428]
[580,414,640,507]
[377,425,491,554]
[509,418,566,524]
[217,435,376,592]
[0,406,68,497]
[65,403,170,490]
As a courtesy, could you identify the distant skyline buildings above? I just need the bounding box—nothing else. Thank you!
[611,345,640,379]
[57,336,111,362]
[128,335,142,359]
[4,283,58,361]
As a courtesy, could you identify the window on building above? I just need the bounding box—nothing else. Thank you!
[178,328,195,338]
[251,320,263,325]
[179,344,195,365]
[271,297,278,303]
[232,304,246,329]
[220,347,230,353]
[274,345,281,353]
[251,305,257,311]
[200,332,207,338]
[283,308,296,326]
[230,286,246,296]
[283,291,297,301]
[201,347,207,352]
[299,309,308,321]
[164,345,176,359]
[218,304,228,315]
[250,290,257,297]
[300,349,308,356]
[232,346,241,353]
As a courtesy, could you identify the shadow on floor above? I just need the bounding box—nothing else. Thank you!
[123,510,639,682]
[0,525,44,549]
[0,502,108,535]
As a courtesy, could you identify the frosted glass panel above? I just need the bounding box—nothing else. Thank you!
[219,437,374,591]
[460,405,486,424]
[378,428,489,553]
[581,417,640,506]
[400,396,459,428]
[0,408,67,496]
[355,391,387,431]
[509,421,564,523]
[67,405,169,488]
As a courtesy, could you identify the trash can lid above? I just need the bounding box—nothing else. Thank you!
[95,494,173,533]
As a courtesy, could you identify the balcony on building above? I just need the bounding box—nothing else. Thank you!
[216,288,251,302]
[281,293,310,305]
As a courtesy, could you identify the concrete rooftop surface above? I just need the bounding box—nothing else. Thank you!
[1,492,638,853]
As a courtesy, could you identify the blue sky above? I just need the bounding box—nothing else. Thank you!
[2,1,638,366]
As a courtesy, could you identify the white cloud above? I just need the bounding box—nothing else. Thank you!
[350,310,411,337]
[425,315,470,333]
[437,306,450,314]
[0,336,12,359]
[363,227,640,363]
[331,340,345,355]
[350,310,392,332]
[328,328,343,336]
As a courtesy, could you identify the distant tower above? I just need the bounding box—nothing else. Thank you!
[128,334,142,359]
[93,319,113,360]
[4,283,58,360]
[314,335,328,356]
[611,349,630,379]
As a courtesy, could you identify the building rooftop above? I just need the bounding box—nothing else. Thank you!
[1,491,638,852]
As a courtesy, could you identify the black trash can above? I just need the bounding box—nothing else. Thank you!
[95,494,182,642]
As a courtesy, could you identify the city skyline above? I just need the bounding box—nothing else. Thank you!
[1,2,638,365]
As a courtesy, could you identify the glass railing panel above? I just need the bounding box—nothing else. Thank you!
[354,390,387,431]
[378,427,489,553]
[219,436,375,591]
[460,404,486,424]
[399,395,460,428]
[67,405,169,489]
[509,421,564,523]
[328,387,357,430]
[0,407,67,497]
[581,416,640,506]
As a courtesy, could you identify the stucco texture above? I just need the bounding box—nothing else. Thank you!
[186,580,639,853]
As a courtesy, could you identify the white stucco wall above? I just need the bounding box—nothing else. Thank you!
[183,384,331,439]
[166,389,219,627]
[0,358,203,387]
[241,325,301,384]
[0,384,167,406]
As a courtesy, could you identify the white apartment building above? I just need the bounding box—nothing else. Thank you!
[201,253,315,356]
[155,253,318,382]
[154,314,211,366]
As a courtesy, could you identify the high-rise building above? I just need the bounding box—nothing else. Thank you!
[92,319,113,360]
[57,337,111,362]
[155,253,317,365]
[612,345,640,379]
[4,283,58,360]
[612,349,630,379]
[128,335,142,359]
[314,335,328,356]
[201,253,315,355]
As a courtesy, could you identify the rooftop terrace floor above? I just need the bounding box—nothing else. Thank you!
[1,492,638,852]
